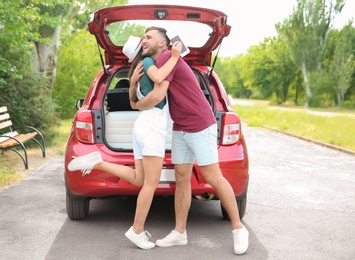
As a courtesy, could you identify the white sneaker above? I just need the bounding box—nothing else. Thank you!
[125,226,155,250]
[155,230,188,247]
[232,225,249,255]
[67,151,103,176]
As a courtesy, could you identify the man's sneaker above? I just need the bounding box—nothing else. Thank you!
[125,226,155,250]
[155,230,188,247]
[67,151,103,176]
[232,225,249,255]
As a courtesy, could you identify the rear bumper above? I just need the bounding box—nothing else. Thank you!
[65,160,248,199]
[65,137,249,199]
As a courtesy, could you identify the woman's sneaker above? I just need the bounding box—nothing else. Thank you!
[232,225,249,255]
[125,226,155,250]
[67,151,103,176]
[155,230,188,247]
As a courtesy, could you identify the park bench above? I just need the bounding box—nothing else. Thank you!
[0,106,46,169]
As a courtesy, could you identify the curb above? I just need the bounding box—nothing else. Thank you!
[261,125,355,157]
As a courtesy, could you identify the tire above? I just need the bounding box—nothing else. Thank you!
[66,192,90,220]
[221,195,247,220]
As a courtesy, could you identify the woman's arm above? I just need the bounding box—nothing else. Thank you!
[146,41,182,84]
[129,61,143,109]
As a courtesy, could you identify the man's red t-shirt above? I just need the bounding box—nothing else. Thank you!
[156,50,216,133]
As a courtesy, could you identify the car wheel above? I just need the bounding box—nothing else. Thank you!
[66,192,90,220]
[221,195,247,220]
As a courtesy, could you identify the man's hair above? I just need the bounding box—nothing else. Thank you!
[145,26,170,47]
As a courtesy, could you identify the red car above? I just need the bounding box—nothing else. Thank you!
[64,4,249,220]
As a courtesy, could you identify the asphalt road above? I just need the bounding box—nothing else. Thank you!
[1,124,354,260]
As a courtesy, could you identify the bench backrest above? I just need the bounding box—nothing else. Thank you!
[0,106,13,133]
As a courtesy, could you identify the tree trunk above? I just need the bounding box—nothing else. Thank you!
[32,26,61,94]
[301,62,312,107]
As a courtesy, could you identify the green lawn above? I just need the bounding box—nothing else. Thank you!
[233,102,355,152]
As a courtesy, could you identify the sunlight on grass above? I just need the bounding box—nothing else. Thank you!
[0,167,22,188]
[233,103,355,151]
[52,119,72,146]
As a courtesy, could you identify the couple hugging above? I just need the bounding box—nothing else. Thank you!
[68,26,249,255]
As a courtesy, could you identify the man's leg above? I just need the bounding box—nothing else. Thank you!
[199,163,242,229]
[174,163,193,233]
[199,163,249,255]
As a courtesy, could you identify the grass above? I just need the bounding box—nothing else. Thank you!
[233,101,355,152]
[0,119,72,189]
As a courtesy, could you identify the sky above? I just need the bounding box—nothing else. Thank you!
[128,0,355,57]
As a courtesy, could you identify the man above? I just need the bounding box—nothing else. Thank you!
[132,26,249,255]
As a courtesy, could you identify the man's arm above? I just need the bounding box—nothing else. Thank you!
[147,42,181,84]
[135,80,169,110]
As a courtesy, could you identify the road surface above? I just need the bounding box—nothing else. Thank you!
[1,124,354,259]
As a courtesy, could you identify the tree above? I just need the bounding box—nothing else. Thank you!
[214,56,249,99]
[279,0,346,107]
[0,0,60,142]
[52,29,102,118]
[327,24,355,106]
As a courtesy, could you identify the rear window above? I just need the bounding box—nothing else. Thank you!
[104,68,213,112]
[106,20,213,48]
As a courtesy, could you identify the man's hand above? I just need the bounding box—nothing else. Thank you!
[171,41,182,59]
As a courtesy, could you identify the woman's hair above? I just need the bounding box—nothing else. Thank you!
[128,47,143,79]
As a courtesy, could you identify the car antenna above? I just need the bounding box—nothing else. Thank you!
[208,36,224,83]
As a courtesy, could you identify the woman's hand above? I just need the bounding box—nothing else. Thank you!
[130,61,144,86]
[171,41,182,59]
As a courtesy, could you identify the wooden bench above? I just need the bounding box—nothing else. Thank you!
[0,106,46,169]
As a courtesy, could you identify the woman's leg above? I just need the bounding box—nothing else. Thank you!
[132,155,163,234]
[94,160,144,186]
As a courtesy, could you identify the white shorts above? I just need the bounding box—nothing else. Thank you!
[133,106,169,159]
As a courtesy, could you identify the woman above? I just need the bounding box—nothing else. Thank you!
[68,36,181,249]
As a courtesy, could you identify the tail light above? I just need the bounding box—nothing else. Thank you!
[221,112,241,145]
[74,110,94,144]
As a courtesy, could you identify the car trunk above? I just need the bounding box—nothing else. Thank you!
[102,67,214,151]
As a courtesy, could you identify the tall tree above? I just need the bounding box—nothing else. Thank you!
[327,24,355,106]
[33,0,127,92]
[278,0,346,106]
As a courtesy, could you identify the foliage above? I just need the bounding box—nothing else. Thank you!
[277,0,346,106]
[53,29,102,118]
[0,0,60,142]
[0,0,128,142]
[326,24,355,106]
[214,56,250,98]
[215,0,355,108]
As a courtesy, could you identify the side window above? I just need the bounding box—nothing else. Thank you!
[105,69,136,112]
[194,71,212,105]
